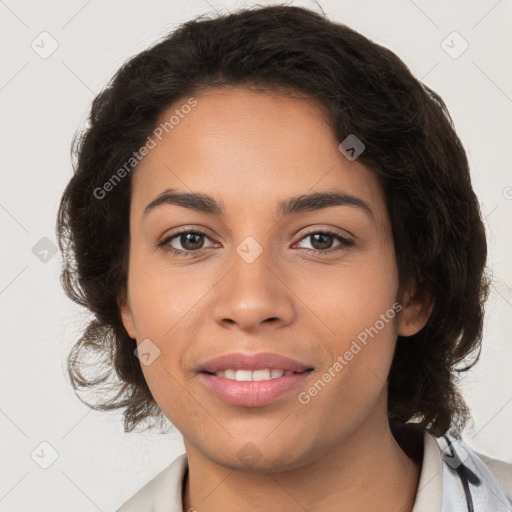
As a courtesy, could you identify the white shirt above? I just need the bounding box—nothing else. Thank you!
[117,432,512,512]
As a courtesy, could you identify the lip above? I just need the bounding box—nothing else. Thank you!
[198,370,314,407]
[197,351,313,373]
[196,351,315,407]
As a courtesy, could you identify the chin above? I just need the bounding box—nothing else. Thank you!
[202,437,317,474]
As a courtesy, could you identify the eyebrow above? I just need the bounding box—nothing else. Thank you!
[143,188,373,220]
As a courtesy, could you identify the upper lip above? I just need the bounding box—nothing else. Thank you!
[197,352,314,373]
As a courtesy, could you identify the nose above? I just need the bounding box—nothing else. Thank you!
[212,242,296,333]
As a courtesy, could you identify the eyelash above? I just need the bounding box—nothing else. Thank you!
[157,229,355,258]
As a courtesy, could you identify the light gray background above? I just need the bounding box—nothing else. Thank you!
[1,0,511,510]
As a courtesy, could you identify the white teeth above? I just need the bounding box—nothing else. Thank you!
[252,369,270,381]
[212,368,296,381]
[235,370,253,382]
[224,369,236,379]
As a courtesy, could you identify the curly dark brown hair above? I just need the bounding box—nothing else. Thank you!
[56,4,489,436]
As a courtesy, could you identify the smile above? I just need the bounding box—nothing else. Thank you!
[198,369,314,407]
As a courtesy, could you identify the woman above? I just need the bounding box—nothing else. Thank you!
[56,5,512,511]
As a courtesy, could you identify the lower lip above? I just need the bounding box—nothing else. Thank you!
[198,371,313,407]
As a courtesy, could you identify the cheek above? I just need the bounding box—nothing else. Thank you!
[126,242,207,336]
[299,246,399,343]
[295,243,400,403]
[125,248,201,399]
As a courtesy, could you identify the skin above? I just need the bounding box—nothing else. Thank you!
[118,85,432,512]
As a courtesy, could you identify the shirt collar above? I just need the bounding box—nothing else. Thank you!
[411,431,444,512]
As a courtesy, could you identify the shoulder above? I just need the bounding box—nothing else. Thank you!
[116,453,188,512]
[477,451,512,502]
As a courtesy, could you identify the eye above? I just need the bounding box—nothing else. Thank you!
[158,230,216,257]
[295,230,354,254]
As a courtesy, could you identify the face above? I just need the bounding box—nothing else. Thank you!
[119,85,427,472]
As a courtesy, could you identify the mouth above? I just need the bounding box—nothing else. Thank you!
[196,351,315,407]
[198,368,314,407]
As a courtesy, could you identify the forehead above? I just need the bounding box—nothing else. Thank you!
[130,86,387,225]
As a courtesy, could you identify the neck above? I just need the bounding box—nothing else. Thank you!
[182,418,422,512]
